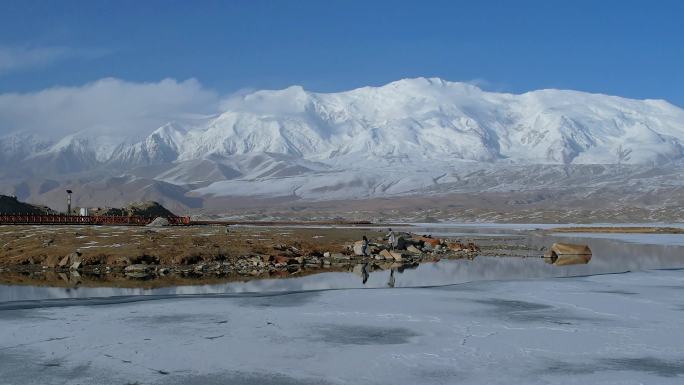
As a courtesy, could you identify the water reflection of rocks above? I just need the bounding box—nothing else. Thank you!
[0,258,430,290]
[353,261,420,287]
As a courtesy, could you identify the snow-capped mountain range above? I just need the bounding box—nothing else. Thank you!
[2,77,684,209]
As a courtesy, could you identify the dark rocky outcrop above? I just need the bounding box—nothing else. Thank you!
[0,195,54,214]
[92,201,175,217]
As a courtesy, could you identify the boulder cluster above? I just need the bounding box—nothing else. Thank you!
[10,232,480,280]
[350,232,480,262]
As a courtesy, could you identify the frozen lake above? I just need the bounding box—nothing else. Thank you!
[1,269,683,384]
[1,225,683,384]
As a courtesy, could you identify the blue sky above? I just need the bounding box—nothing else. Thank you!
[1,0,683,106]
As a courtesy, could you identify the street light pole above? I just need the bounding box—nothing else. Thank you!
[66,190,73,215]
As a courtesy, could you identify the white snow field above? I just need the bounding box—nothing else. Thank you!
[2,78,684,203]
[12,77,684,168]
[1,269,683,385]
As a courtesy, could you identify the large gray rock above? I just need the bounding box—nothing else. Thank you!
[57,255,70,268]
[389,251,404,262]
[406,245,422,254]
[68,252,83,264]
[353,241,366,256]
[379,250,394,261]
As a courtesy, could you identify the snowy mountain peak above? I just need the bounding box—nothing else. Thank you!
[169,79,684,166]
[382,77,474,91]
[108,122,186,167]
[43,133,121,162]
[148,122,186,153]
[235,85,312,116]
[152,122,187,137]
[48,134,91,153]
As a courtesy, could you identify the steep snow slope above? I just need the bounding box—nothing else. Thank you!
[23,134,123,174]
[0,134,51,176]
[109,122,186,167]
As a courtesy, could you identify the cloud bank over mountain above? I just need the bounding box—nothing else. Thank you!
[0,77,219,139]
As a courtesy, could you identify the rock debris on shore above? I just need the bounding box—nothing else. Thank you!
[0,226,481,282]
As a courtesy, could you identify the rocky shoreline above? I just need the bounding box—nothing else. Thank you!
[0,225,497,287]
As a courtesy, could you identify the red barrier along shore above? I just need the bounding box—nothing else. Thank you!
[0,214,191,226]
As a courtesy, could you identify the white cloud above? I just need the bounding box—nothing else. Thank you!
[0,46,76,74]
[0,78,220,139]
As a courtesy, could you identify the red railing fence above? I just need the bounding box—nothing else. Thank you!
[0,214,191,226]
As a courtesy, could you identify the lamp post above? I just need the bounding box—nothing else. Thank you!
[66,190,73,215]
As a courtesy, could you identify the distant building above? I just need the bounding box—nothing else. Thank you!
[79,207,89,216]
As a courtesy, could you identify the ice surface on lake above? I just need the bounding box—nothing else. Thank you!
[1,269,683,384]
[552,232,684,246]
[1,224,683,384]
[410,222,684,230]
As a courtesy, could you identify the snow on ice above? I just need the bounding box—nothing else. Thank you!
[1,269,683,385]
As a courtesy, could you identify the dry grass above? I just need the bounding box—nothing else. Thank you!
[0,225,381,267]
